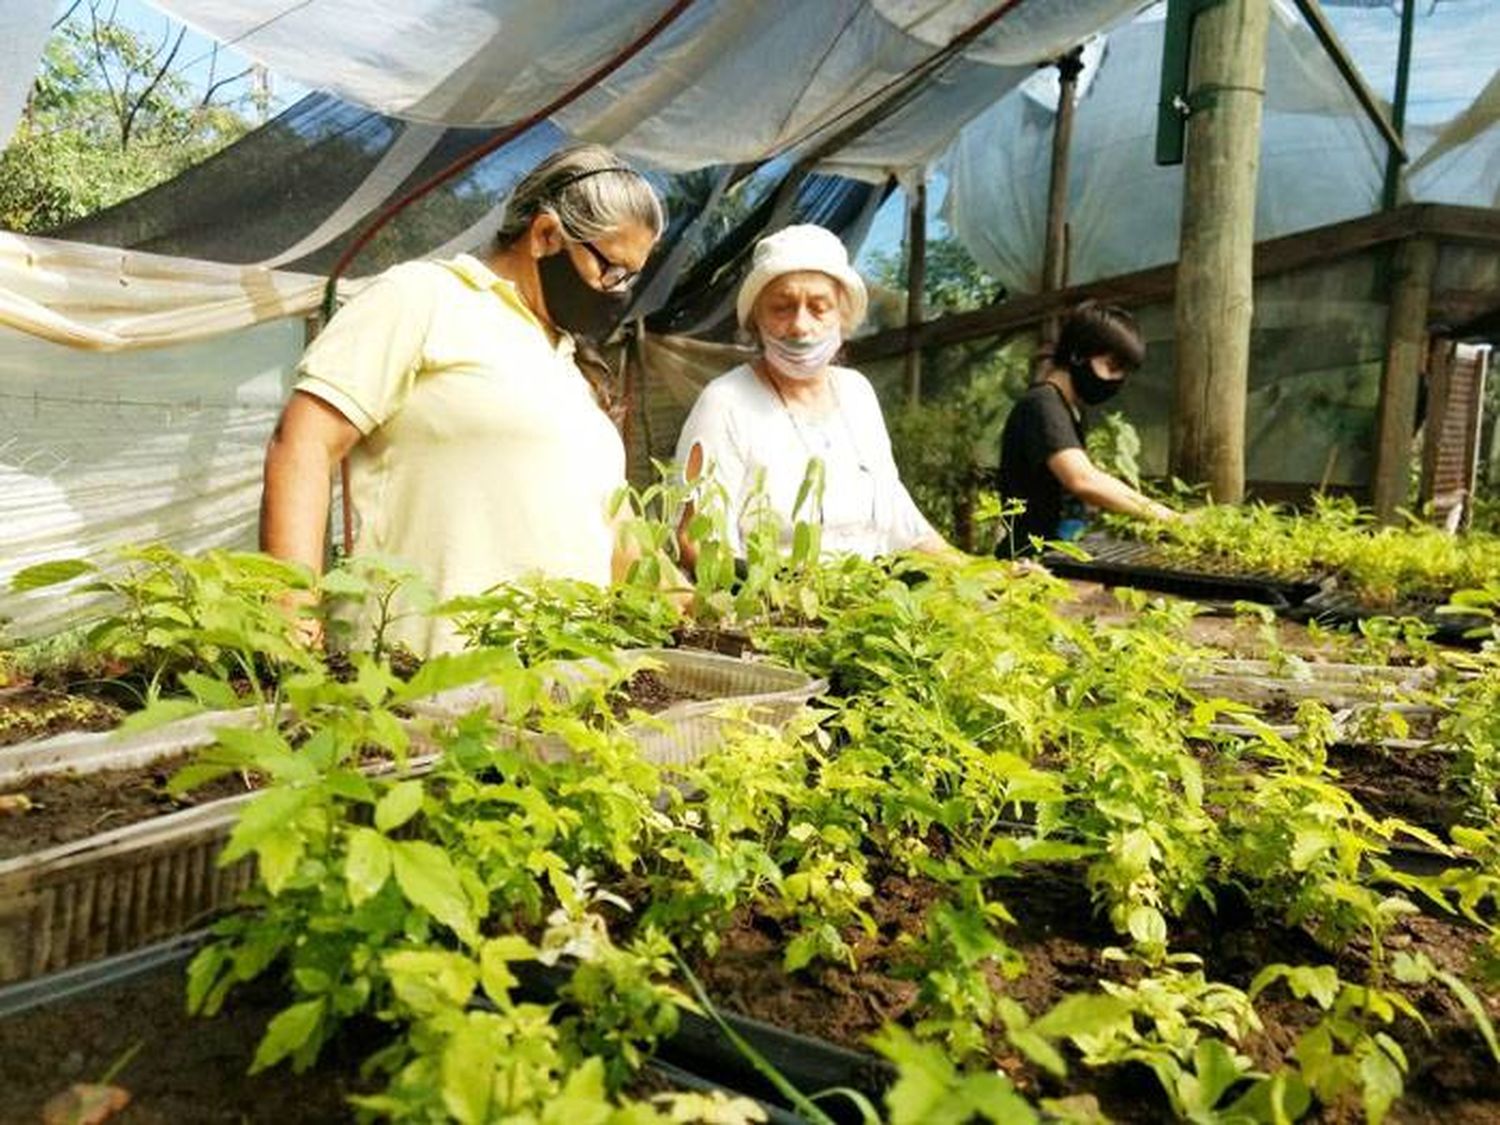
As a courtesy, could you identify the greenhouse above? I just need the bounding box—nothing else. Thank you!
[1,0,1498,1121]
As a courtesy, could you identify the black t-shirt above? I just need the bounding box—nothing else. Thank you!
[996,383,1086,557]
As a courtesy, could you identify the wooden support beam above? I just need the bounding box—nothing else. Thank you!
[904,179,927,404]
[1371,236,1438,521]
[1170,0,1270,502]
[1417,335,1453,510]
[1041,49,1084,344]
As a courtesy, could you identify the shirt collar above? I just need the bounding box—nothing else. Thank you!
[443,253,575,360]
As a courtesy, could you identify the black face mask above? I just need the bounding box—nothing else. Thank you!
[1067,354,1125,406]
[537,248,631,340]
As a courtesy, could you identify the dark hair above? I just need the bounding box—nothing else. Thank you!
[1054,301,1146,372]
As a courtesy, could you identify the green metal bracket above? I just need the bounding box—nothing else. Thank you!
[1156,0,1223,166]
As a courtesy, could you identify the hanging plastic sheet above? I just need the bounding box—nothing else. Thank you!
[0,0,51,150]
[144,0,1146,177]
[944,0,1499,296]
[0,318,302,637]
[0,232,348,350]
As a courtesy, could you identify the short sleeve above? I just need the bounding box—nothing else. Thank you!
[1024,390,1084,463]
[294,263,439,434]
[675,382,754,552]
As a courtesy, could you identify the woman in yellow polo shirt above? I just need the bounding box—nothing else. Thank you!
[259,144,664,656]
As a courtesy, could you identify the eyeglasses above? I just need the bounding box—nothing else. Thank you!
[574,239,641,293]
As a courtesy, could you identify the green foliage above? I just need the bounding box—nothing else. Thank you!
[18,477,1500,1122]
[1118,495,1500,605]
[1,5,256,232]
[1086,411,1144,490]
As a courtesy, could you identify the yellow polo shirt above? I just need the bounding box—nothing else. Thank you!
[295,254,624,656]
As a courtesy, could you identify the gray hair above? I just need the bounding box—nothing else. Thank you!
[494,143,665,248]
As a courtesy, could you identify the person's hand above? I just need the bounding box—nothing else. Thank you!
[277,589,325,649]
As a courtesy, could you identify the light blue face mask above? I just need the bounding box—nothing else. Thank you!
[762,327,842,380]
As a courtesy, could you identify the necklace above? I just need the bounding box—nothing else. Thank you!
[759,364,877,539]
[761,366,868,471]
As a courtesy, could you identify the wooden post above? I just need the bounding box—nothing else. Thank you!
[1417,333,1452,513]
[1371,236,1436,521]
[1169,0,1269,502]
[1041,49,1084,345]
[904,179,927,404]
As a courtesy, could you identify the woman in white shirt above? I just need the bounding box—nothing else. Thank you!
[675,224,949,566]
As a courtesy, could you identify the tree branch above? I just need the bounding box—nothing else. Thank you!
[201,66,253,109]
[51,0,84,30]
[121,25,186,150]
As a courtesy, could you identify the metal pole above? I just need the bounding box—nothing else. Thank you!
[1382,0,1417,210]
[1041,48,1084,345]
[904,179,927,404]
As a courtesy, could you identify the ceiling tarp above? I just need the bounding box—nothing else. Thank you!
[945,0,1499,296]
[0,1,53,150]
[145,0,1148,180]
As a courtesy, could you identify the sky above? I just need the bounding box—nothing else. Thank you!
[95,0,307,120]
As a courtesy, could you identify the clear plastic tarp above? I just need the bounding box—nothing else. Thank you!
[946,0,1499,295]
[0,1,52,150]
[0,318,301,637]
[137,0,1146,178]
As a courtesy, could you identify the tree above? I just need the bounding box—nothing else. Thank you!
[0,2,257,232]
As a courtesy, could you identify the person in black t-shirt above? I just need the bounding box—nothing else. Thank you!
[996,302,1178,558]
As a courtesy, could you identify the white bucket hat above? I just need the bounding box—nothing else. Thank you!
[736,224,868,331]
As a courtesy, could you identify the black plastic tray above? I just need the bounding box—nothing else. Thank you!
[1041,535,1324,609]
[1289,587,1491,648]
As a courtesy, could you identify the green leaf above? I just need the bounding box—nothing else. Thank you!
[440,1017,494,1125]
[1189,1039,1247,1110]
[394,648,513,703]
[10,558,94,591]
[1031,993,1133,1041]
[479,935,537,1007]
[222,787,311,866]
[178,671,241,711]
[345,828,392,906]
[1359,1041,1404,1124]
[384,949,478,1014]
[116,697,204,734]
[250,998,324,1074]
[391,840,477,943]
[374,779,424,833]
[257,830,304,895]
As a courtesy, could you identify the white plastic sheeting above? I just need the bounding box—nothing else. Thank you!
[0,319,302,638]
[138,0,1146,180]
[0,1,52,151]
[945,0,1500,295]
[0,233,348,350]
[0,234,361,638]
[946,5,1388,293]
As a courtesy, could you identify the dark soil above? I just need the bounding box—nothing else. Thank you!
[611,669,709,718]
[0,960,370,1122]
[0,755,253,861]
[0,647,422,750]
[1329,744,1467,834]
[0,686,127,749]
[672,626,755,659]
[689,864,1500,1122]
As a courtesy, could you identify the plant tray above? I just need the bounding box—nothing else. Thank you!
[0,649,823,985]
[1289,588,1490,647]
[1041,535,1323,609]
